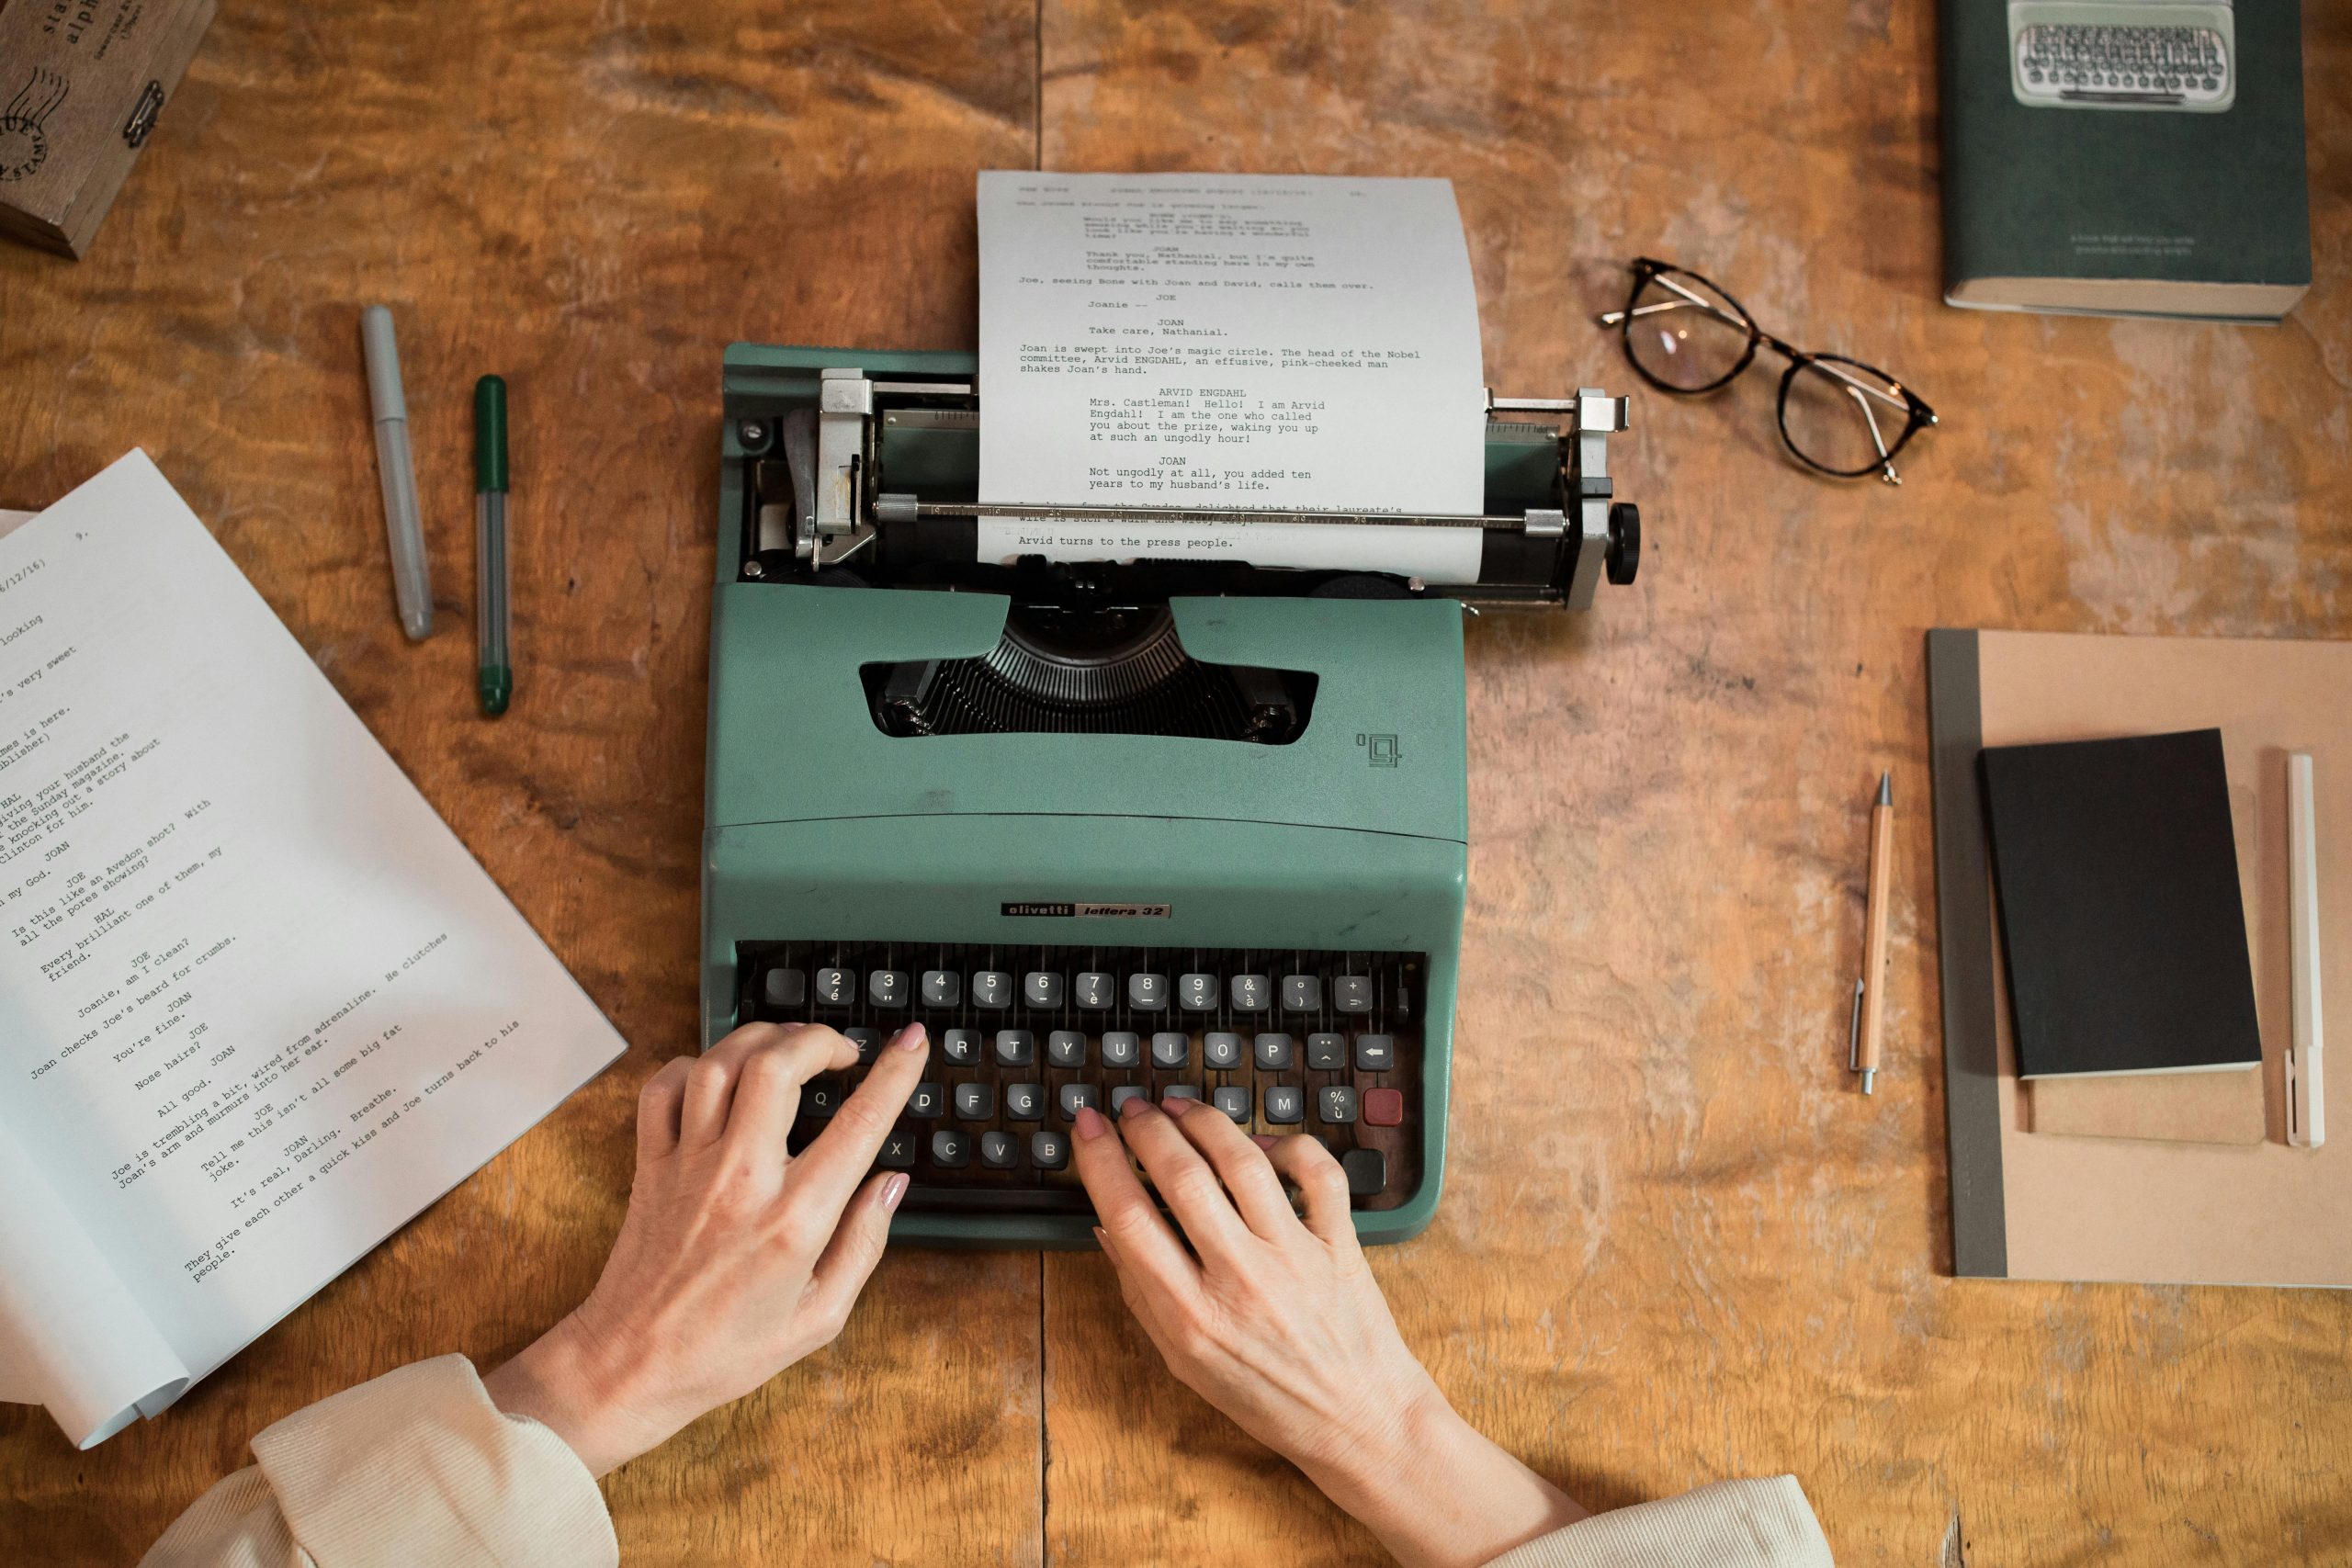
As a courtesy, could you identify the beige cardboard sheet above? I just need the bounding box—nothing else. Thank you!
[1980,631,2351,1286]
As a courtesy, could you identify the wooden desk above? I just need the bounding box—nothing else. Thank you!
[3,3,2346,1562]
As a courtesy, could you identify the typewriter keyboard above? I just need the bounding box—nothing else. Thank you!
[2014,24,2229,107]
[738,942,1425,1213]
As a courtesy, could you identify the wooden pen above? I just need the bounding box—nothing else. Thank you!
[1849,771,1894,1094]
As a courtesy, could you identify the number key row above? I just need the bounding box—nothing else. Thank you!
[764,965,1382,1014]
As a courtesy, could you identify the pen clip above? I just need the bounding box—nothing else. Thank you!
[1847,978,1865,1072]
[2286,1043,2301,1142]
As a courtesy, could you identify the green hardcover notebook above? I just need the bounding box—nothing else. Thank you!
[1940,1,2311,321]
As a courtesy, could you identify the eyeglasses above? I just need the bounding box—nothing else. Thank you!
[1597,257,1938,485]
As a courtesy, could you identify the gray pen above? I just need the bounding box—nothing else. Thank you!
[360,306,433,640]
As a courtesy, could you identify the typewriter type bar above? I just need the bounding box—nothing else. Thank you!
[733,371,1641,610]
[742,941,1425,1215]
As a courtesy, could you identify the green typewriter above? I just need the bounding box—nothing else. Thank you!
[701,344,1640,1247]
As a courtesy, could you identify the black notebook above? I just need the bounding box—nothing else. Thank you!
[1980,728,2262,1079]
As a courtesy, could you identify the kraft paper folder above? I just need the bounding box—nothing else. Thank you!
[1928,629,2350,1287]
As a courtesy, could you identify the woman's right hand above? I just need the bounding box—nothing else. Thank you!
[483,1020,927,1476]
[1069,1095,1587,1568]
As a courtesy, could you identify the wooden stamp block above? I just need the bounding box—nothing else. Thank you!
[0,0,215,258]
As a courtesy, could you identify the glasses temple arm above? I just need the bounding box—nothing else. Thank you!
[1813,358,1915,416]
[1596,274,1754,334]
[1848,385,1901,486]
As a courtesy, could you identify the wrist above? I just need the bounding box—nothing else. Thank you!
[484,1311,668,1478]
[1300,1382,1585,1568]
[1295,1377,1464,1515]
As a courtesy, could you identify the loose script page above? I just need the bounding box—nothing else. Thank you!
[0,454,625,1447]
[978,171,1488,582]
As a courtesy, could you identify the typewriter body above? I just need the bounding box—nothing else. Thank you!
[702,344,1638,1247]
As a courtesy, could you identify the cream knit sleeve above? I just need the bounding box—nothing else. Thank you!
[140,1356,617,1568]
[1482,1476,1834,1568]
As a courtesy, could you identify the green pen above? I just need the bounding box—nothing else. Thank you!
[473,376,512,716]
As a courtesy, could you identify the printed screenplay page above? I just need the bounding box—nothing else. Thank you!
[976,172,1488,581]
[0,453,623,1449]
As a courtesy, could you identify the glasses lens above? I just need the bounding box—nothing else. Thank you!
[1622,269,1753,391]
[1780,358,1910,476]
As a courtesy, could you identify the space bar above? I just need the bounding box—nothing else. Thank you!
[899,1185,1098,1214]
[2062,87,2185,103]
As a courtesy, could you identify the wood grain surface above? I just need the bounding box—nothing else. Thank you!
[2,2,2347,1564]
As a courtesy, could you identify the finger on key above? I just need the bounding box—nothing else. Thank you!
[1117,1098,1256,1265]
[1164,1088,1295,1240]
[1261,1134,1357,1247]
[1092,1220,1186,1357]
[679,1022,802,1150]
[799,1168,911,1331]
[635,1055,693,1164]
[788,1023,929,1217]
[724,1024,858,1163]
[1072,1107,1202,1310]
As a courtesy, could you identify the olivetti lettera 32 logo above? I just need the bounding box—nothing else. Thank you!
[1001,901,1171,919]
[1355,732,1400,768]
[0,69,70,184]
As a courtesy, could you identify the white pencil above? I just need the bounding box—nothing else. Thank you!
[2288,752,2325,1148]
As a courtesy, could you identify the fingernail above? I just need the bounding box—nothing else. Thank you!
[1251,1134,1278,1150]
[1161,1094,1193,1116]
[1118,1093,1152,1120]
[884,1172,910,1212]
[1075,1105,1109,1142]
[1091,1226,1110,1250]
[893,1022,928,1052]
